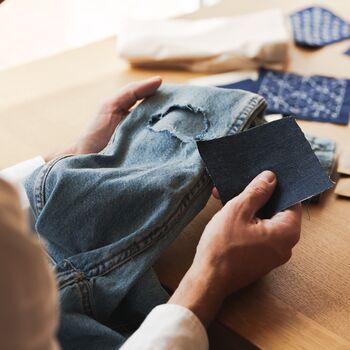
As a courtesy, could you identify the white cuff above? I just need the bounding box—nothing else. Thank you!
[121,304,209,350]
[0,156,45,209]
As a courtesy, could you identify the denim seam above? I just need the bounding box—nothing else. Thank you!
[57,262,96,318]
[87,172,211,278]
[56,271,76,288]
[33,163,49,217]
[53,97,264,286]
[77,279,95,318]
[56,171,211,288]
[33,155,73,216]
[61,260,95,318]
[33,157,73,267]
[229,96,264,134]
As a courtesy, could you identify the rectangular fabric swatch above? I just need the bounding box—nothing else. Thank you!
[256,69,350,125]
[290,7,350,48]
[197,117,333,218]
[220,69,350,125]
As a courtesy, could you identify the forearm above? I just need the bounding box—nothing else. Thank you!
[168,264,225,328]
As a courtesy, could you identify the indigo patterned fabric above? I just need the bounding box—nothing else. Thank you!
[256,69,350,125]
[197,117,333,219]
[290,7,350,48]
[219,69,350,125]
[344,48,350,56]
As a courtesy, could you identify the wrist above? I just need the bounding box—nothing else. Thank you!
[168,264,225,327]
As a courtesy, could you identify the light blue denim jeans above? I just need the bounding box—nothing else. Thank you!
[25,84,336,349]
[24,85,267,349]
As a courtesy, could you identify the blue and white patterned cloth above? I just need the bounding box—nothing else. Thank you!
[219,69,350,125]
[290,6,350,48]
[344,47,350,56]
[257,69,350,124]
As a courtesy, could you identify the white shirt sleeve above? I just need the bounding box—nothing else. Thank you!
[0,156,45,209]
[120,304,209,350]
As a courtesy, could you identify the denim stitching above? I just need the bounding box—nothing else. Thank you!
[33,155,73,216]
[86,172,210,278]
[63,259,95,318]
[56,260,80,289]
[52,96,265,287]
[33,164,49,217]
[231,96,266,133]
[77,280,95,318]
[55,171,210,289]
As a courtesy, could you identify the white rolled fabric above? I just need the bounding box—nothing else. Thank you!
[117,9,290,73]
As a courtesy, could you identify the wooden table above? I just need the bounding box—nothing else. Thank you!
[1,1,350,348]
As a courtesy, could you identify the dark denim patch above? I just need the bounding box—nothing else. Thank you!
[197,117,333,218]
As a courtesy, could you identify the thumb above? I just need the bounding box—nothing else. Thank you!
[236,170,277,219]
[112,76,162,115]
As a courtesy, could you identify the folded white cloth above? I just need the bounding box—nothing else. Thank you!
[118,9,290,73]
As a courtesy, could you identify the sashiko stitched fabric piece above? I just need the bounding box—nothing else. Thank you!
[256,69,350,125]
[290,7,350,48]
[219,69,350,125]
[197,118,333,219]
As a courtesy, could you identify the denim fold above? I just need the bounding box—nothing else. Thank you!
[25,84,266,349]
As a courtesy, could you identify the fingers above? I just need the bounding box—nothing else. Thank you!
[261,203,302,246]
[212,187,220,200]
[268,203,302,233]
[270,203,302,226]
[112,76,162,114]
[234,171,277,219]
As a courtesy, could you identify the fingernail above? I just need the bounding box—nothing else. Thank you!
[260,170,275,183]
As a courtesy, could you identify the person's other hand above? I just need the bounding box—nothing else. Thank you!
[44,76,162,161]
[197,170,301,293]
[169,171,301,326]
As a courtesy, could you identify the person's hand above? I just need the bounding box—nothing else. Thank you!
[196,170,301,293]
[169,171,301,326]
[44,76,162,161]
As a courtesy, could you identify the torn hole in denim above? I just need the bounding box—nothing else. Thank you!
[148,105,209,142]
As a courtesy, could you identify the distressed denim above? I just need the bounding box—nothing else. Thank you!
[24,84,266,349]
